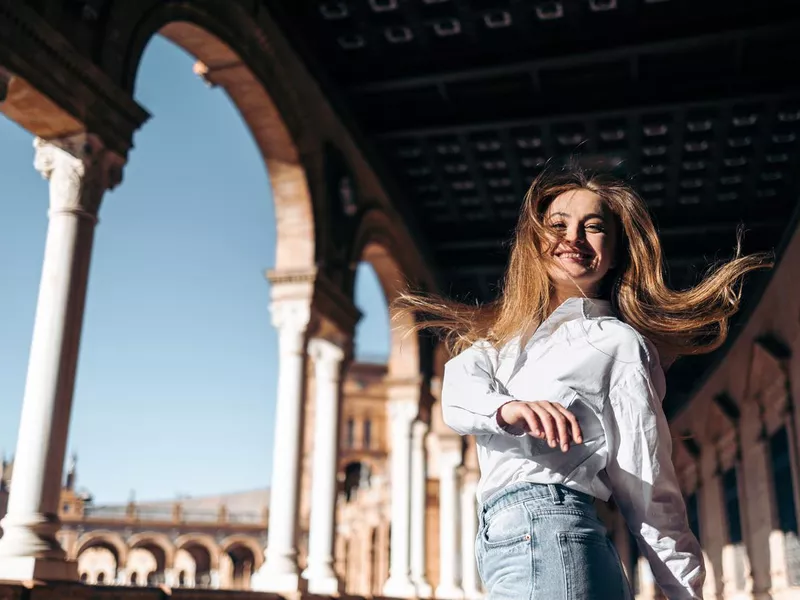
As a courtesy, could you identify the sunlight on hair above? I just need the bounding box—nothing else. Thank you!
[394,163,773,360]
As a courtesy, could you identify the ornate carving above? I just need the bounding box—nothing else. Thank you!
[33,134,124,220]
[308,337,346,381]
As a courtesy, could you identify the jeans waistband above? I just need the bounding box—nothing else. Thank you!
[480,481,595,521]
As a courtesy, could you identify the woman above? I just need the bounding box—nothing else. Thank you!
[399,167,769,599]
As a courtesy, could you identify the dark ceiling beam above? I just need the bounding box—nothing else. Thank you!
[349,22,799,95]
[373,91,800,140]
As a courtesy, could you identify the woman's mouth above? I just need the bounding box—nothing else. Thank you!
[555,251,593,262]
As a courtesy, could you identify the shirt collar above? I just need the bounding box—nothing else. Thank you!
[545,296,614,329]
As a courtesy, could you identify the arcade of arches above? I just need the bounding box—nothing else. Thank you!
[2,2,800,600]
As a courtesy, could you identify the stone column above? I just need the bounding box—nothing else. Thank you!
[0,135,122,582]
[410,420,433,597]
[460,470,481,599]
[302,337,346,594]
[382,393,419,598]
[437,437,464,599]
[251,300,311,593]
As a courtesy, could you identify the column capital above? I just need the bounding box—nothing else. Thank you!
[412,419,430,440]
[309,337,346,383]
[388,399,419,424]
[269,299,312,334]
[33,134,124,219]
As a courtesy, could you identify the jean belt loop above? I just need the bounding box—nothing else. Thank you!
[547,484,563,505]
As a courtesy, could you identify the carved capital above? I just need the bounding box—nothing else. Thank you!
[411,419,429,441]
[308,337,345,381]
[270,299,312,355]
[34,134,124,220]
[388,399,418,425]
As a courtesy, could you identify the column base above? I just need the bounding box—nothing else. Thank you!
[0,556,78,582]
[302,570,343,595]
[461,586,484,599]
[435,583,465,599]
[383,575,418,598]
[251,550,304,594]
[250,566,305,594]
[415,579,434,598]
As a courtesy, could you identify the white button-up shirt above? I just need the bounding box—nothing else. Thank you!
[441,297,705,599]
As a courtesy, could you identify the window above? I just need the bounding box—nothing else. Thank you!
[686,491,701,542]
[770,426,800,586]
[723,467,743,544]
[346,418,355,449]
[80,573,88,583]
[770,426,798,535]
[96,572,105,584]
[363,419,372,449]
[178,571,186,586]
[130,572,138,586]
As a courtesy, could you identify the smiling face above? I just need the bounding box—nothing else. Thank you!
[544,188,619,299]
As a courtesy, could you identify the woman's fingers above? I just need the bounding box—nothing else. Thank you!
[519,405,542,438]
[555,404,583,444]
[530,404,559,448]
[538,403,571,452]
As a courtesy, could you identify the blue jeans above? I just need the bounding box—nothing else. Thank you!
[476,481,633,599]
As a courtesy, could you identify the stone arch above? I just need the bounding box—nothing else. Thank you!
[219,535,264,571]
[111,5,316,273]
[127,531,176,569]
[350,209,432,381]
[174,533,221,570]
[72,530,128,566]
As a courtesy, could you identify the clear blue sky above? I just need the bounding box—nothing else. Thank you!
[0,36,390,504]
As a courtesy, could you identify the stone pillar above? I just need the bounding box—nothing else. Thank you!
[0,135,122,582]
[302,337,346,594]
[251,300,311,593]
[383,392,419,598]
[411,420,433,597]
[437,437,464,599]
[460,470,481,599]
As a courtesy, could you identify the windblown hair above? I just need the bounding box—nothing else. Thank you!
[397,166,771,360]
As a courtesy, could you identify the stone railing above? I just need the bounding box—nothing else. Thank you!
[79,503,268,526]
[0,582,399,600]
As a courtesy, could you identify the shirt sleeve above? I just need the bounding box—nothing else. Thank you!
[604,365,706,599]
[440,343,519,437]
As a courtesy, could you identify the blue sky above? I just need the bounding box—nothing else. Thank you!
[0,36,390,504]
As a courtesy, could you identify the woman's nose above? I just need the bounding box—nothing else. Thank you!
[565,224,584,241]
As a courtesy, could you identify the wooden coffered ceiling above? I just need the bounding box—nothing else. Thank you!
[268,0,800,411]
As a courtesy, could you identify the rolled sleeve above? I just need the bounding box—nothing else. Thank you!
[441,343,519,437]
[604,367,705,599]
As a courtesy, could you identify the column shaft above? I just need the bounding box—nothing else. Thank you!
[382,398,418,598]
[436,442,464,599]
[0,136,121,582]
[460,473,480,599]
[251,300,311,593]
[302,337,346,594]
[411,420,432,597]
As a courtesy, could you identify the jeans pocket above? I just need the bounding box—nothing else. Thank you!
[557,532,628,600]
[483,502,532,549]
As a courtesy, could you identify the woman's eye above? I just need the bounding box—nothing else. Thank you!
[585,223,605,232]
[550,222,567,230]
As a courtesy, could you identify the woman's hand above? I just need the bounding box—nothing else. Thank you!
[497,401,582,452]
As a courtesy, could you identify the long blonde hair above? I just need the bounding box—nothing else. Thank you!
[398,166,772,359]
